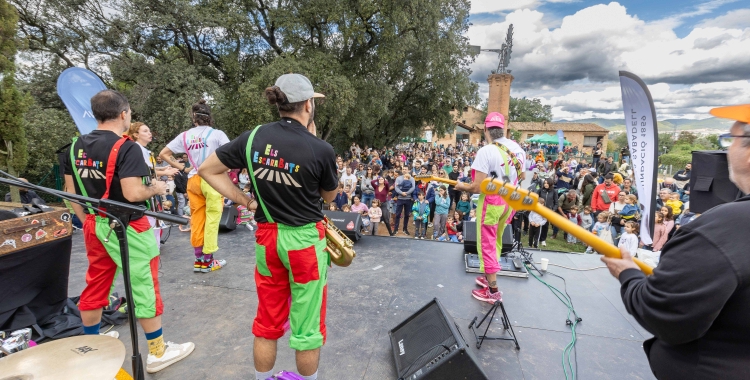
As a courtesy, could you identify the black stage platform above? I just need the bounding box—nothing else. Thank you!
[65,228,655,379]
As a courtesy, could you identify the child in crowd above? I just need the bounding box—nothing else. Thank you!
[619,194,640,224]
[456,192,471,220]
[432,185,450,240]
[439,216,460,242]
[581,206,594,232]
[179,201,191,232]
[453,210,464,242]
[665,192,683,216]
[566,205,582,244]
[334,183,349,211]
[341,204,351,212]
[236,203,256,231]
[412,192,430,239]
[651,212,670,252]
[369,199,383,235]
[588,212,611,254]
[468,209,476,222]
[618,221,640,256]
[528,198,547,248]
[328,203,338,211]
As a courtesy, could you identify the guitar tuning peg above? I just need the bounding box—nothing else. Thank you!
[523,197,534,205]
[499,188,508,196]
[510,192,521,201]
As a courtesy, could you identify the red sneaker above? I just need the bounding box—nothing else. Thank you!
[472,287,503,304]
[475,276,489,288]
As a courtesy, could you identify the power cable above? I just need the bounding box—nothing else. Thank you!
[524,264,582,380]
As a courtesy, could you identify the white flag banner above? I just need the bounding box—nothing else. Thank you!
[619,71,658,244]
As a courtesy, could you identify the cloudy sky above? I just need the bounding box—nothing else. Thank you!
[467,1,750,120]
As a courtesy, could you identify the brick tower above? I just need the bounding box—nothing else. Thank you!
[488,73,513,121]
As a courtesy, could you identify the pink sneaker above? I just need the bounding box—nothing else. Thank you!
[472,287,503,304]
[475,276,489,288]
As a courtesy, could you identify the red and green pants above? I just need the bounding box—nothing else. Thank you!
[79,214,163,319]
[253,221,328,351]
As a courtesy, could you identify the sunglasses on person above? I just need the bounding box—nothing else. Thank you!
[718,132,750,149]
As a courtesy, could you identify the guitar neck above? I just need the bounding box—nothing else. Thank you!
[429,177,458,187]
[530,205,654,275]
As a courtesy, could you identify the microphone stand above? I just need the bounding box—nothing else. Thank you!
[0,176,186,380]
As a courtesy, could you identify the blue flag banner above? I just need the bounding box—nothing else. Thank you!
[556,130,565,153]
[57,67,107,135]
[619,71,659,244]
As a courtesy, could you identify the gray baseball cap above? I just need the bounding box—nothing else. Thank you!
[275,73,325,103]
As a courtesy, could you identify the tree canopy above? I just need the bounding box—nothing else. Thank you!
[0,0,31,201]
[12,0,479,157]
[508,97,552,122]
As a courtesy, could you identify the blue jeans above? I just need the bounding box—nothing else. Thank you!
[362,193,375,208]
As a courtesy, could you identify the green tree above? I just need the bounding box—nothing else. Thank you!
[0,0,31,201]
[509,97,552,122]
[676,131,697,145]
[13,0,479,156]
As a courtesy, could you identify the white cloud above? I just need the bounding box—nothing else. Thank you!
[697,8,750,29]
[466,2,750,120]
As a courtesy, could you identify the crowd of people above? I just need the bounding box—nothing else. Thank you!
[324,135,698,259]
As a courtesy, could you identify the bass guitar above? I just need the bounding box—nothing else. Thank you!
[414,175,457,187]
[479,177,654,275]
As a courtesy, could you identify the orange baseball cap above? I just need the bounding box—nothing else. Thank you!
[709,104,750,124]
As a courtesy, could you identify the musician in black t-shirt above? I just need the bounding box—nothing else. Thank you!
[59,90,194,373]
[199,74,337,380]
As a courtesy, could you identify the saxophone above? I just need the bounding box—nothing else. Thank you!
[323,216,356,267]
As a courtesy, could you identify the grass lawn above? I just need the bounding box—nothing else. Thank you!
[536,231,588,254]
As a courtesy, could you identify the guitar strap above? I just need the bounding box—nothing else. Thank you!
[493,142,522,177]
[245,125,273,223]
[70,136,129,217]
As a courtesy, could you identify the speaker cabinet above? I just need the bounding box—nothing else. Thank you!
[690,151,743,214]
[219,205,239,231]
[463,221,513,254]
[322,210,362,241]
[389,298,488,380]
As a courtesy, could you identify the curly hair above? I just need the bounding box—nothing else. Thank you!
[191,99,213,126]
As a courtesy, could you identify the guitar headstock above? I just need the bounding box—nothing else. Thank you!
[479,178,539,211]
[414,174,435,183]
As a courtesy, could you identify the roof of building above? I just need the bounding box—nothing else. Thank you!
[509,122,609,133]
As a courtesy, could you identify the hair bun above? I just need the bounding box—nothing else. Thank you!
[198,99,207,105]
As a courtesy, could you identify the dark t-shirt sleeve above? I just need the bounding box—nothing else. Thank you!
[215,132,251,170]
[318,143,338,192]
[618,228,738,345]
[117,141,152,179]
[61,145,72,175]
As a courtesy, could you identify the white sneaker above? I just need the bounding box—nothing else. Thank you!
[100,331,119,339]
[541,241,547,247]
[146,341,195,373]
[245,223,254,231]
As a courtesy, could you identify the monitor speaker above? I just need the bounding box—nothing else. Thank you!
[689,151,743,214]
[463,221,512,254]
[389,298,488,380]
[219,205,238,231]
[322,210,362,241]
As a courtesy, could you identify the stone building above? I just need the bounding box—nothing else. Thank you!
[511,122,609,154]
[424,106,486,147]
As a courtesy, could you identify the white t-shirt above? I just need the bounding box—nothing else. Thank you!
[471,137,526,185]
[166,126,230,178]
[339,173,358,193]
[138,144,154,169]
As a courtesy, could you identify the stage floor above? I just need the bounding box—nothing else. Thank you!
[65,227,656,379]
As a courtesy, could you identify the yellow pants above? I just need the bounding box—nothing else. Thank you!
[187,175,222,254]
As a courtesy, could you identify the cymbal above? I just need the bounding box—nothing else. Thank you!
[0,334,126,380]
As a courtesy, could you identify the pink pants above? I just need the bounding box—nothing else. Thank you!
[476,194,512,274]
